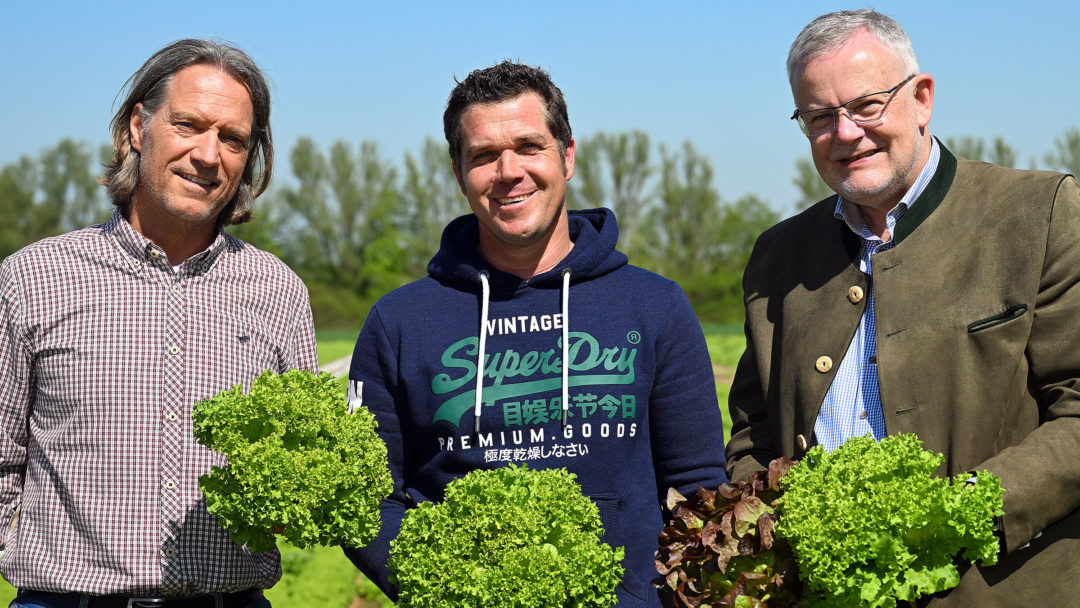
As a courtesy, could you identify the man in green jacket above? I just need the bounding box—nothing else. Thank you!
[726,9,1080,604]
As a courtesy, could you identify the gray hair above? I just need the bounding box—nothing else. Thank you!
[787,9,919,85]
[99,39,273,225]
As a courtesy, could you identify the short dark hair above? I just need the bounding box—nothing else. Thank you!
[100,39,273,225]
[443,61,572,172]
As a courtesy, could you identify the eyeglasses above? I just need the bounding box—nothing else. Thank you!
[790,74,917,137]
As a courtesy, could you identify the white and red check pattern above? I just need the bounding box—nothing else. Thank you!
[0,210,318,594]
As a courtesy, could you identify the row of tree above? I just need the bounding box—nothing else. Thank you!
[233,133,782,325]
[3,130,1079,327]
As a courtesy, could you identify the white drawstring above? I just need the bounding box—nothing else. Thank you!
[561,268,571,432]
[472,269,571,435]
[473,271,490,435]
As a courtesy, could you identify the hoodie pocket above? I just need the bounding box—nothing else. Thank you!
[592,494,651,602]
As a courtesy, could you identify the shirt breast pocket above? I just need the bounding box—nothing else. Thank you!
[188,310,283,395]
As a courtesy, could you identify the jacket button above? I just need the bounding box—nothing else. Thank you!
[848,285,864,304]
[796,434,808,451]
[815,356,833,373]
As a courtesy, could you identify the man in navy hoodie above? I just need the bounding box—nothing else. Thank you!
[343,61,727,607]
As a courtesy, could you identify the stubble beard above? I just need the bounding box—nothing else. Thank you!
[833,136,922,210]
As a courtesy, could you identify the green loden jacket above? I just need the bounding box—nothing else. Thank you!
[726,143,1080,605]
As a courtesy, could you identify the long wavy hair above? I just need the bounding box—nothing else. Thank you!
[99,39,273,225]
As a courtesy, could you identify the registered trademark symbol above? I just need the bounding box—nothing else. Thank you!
[627,331,641,344]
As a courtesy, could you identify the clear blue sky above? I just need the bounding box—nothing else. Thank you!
[2,1,1077,215]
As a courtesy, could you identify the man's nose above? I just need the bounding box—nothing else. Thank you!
[833,109,866,142]
[495,149,524,181]
[190,131,221,167]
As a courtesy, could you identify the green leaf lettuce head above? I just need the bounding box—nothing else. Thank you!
[388,464,625,608]
[193,369,392,553]
[777,434,1004,608]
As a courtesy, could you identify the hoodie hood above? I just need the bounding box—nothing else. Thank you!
[427,207,628,290]
[426,207,628,434]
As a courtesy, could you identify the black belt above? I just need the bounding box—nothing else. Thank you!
[15,589,264,608]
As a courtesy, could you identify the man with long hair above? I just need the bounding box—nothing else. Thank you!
[0,39,317,607]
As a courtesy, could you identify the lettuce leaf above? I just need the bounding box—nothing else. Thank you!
[193,369,392,553]
[778,434,1003,607]
[655,458,801,607]
[389,464,624,608]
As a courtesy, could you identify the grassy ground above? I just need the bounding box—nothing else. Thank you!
[0,324,743,606]
[702,322,744,445]
[316,329,361,366]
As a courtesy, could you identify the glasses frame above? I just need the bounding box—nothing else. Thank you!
[790,74,917,137]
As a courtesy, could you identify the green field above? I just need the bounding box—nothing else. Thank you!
[0,324,743,606]
[316,328,361,366]
[702,323,744,445]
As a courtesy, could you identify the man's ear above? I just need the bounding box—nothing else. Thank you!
[913,74,934,130]
[130,103,146,153]
[563,137,576,181]
[452,160,466,196]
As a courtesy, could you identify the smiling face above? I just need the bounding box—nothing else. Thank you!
[792,30,934,221]
[128,63,253,248]
[453,92,576,275]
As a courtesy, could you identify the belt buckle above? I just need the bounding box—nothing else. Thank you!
[127,599,167,608]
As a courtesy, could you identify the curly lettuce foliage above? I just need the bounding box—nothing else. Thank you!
[193,369,392,553]
[778,434,1004,608]
[655,458,801,608]
[389,464,624,608]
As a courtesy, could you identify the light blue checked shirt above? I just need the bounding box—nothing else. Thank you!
[813,138,941,452]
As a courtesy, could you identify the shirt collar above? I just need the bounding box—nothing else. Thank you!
[834,137,941,241]
[105,208,227,275]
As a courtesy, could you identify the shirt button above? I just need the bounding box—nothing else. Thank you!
[150,250,161,258]
[167,412,178,422]
[171,284,181,294]
[860,411,868,420]
[165,480,176,490]
[815,356,833,373]
[168,346,180,355]
[165,547,177,558]
[848,285,864,304]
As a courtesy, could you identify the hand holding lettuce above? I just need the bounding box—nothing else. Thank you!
[656,434,1004,607]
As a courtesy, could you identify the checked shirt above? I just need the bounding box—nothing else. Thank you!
[0,210,318,594]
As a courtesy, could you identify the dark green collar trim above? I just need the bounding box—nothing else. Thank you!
[840,209,862,265]
[893,139,957,245]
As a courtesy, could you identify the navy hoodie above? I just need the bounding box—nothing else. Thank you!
[344,208,727,606]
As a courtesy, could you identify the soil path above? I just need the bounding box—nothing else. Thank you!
[713,362,735,389]
[322,355,352,378]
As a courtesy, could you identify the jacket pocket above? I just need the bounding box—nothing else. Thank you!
[967,304,1028,333]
